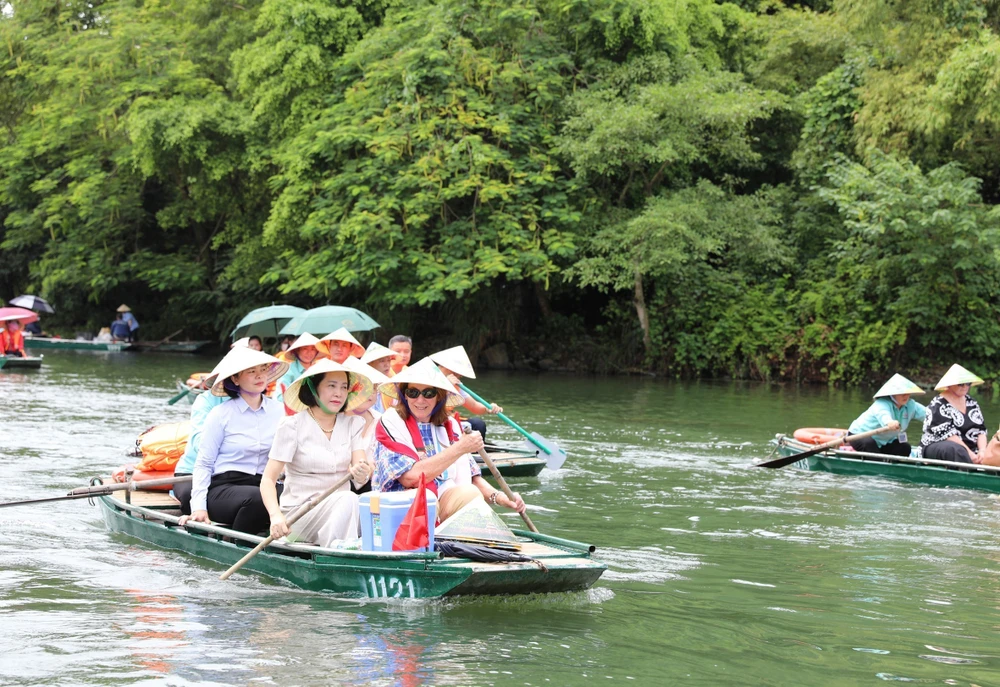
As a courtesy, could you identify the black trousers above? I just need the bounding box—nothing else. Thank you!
[467,416,487,441]
[923,441,973,464]
[849,435,911,457]
[206,471,281,534]
[173,472,193,515]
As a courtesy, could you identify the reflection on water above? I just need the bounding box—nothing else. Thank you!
[4,353,1000,683]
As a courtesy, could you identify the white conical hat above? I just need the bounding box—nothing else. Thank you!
[873,374,924,399]
[361,341,396,365]
[210,348,288,396]
[429,345,476,379]
[318,327,365,358]
[343,355,391,385]
[380,357,464,409]
[116,304,131,313]
[231,337,251,349]
[282,358,375,413]
[287,332,323,355]
[934,364,984,391]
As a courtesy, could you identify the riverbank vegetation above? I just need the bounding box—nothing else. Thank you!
[3,0,1000,382]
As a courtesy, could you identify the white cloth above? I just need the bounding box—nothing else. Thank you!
[286,491,361,547]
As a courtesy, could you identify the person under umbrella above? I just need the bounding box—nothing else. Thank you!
[1,320,27,357]
[274,332,325,410]
[318,327,365,364]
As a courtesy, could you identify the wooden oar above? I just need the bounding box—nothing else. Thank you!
[219,474,351,580]
[148,328,184,351]
[471,428,538,533]
[458,383,567,470]
[755,426,897,469]
[0,474,193,508]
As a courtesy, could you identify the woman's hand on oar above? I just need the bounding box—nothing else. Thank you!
[470,428,538,532]
[756,425,899,469]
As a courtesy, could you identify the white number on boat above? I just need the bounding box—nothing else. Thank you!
[366,574,416,598]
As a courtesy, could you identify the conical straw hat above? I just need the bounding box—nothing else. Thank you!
[231,337,251,349]
[873,374,924,399]
[116,304,131,313]
[318,327,365,359]
[210,348,288,396]
[380,357,464,409]
[282,358,375,413]
[934,364,984,391]
[360,341,395,365]
[429,345,476,379]
[287,332,323,357]
[343,355,391,385]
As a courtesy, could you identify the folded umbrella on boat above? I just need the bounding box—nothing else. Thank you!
[230,304,306,340]
[278,305,380,336]
[0,306,39,323]
[9,295,54,314]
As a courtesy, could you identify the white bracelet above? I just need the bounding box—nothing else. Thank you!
[489,492,499,505]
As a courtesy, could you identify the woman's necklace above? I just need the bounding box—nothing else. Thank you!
[308,408,336,435]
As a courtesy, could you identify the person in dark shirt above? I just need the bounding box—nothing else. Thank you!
[110,313,131,340]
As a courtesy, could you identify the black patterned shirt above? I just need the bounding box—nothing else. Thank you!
[919,395,987,452]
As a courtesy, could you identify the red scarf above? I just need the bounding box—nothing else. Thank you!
[375,412,459,496]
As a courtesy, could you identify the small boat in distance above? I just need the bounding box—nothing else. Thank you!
[25,336,132,352]
[130,340,212,354]
[772,434,1000,494]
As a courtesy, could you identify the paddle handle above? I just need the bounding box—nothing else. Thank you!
[756,425,897,469]
[469,429,538,533]
[167,386,192,405]
[458,383,552,454]
[219,474,351,580]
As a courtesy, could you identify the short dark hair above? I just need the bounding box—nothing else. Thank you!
[297,371,351,412]
[388,334,412,347]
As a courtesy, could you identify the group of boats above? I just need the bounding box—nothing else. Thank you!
[23,336,212,354]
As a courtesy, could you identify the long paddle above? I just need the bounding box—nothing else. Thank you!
[471,429,538,533]
[458,383,567,470]
[148,328,184,351]
[219,474,351,580]
[167,386,193,405]
[755,426,897,469]
[0,474,193,508]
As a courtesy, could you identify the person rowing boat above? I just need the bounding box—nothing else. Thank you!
[846,374,927,457]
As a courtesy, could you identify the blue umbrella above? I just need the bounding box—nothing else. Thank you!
[230,305,306,340]
[278,306,380,336]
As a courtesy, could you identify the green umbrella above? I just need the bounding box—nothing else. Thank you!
[278,305,380,336]
[230,305,306,340]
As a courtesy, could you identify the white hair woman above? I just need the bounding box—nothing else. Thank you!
[260,359,378,546]
[920,364,988,463]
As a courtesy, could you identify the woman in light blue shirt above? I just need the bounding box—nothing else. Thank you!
[847,374,927,457]
[178,348,288,534]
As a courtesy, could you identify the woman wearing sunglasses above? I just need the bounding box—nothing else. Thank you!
[919,364,988,464]
[372,358,526,523]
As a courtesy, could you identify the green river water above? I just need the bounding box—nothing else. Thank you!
[3,351,1000,686]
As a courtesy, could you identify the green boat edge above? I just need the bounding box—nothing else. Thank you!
[25,337,132,352]
[98,495,606,599]
[475,453,547,477]
[0,355,43,369]
[773,434,1000,493]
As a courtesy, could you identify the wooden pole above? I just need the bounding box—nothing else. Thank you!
[0,475,193,508]
[755,426,898,469]
[218,474,351,580]
[473,430,538,533]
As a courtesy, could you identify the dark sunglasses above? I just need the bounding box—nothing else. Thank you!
[403,387,440,400]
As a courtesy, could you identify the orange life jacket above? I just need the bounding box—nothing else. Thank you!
[1,329,24,356]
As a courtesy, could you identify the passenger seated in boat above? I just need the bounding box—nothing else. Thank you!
[110,314,130,341]
[1,320,26,357]
[360,342,396,413]
[172,368,226,514]
[178,348,288,534]
[342,356,391,494]
[274,333,324,410]
[260,360,376,546]
[429,345,502,441]
[920,365,988,464]
[318,327,365,364]
[846,374,927,457]
[387,334,412,376]
[372,358,525,522]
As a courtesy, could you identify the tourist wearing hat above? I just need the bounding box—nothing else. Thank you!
[319,327,366,364]
[178,348,288,534]
[372,358,526,523]
[342,356,392,494]
[846,374,927,457]
[361,342,397,412]
[117,304,139,342]
[274,333,324,410]
[387,334,412,375]
[430,345,502,440]
[259,359,377,546]
[919,365,988,464]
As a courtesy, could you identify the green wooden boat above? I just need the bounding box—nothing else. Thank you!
[24,337,132,352]
[0,355,43,369]
[773,434,1000,493]
[130,340,212,353]
[475,444,547,477]
[174,380,205,405]
[99,490,605,598]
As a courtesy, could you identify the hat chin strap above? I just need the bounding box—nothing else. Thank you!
[306,376,339,415]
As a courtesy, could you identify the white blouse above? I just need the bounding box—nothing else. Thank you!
[268,411,366,512]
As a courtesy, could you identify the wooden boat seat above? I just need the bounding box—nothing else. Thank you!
[110,490,180,508]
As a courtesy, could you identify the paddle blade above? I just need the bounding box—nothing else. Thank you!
[166,387,191,405]
[526,432,567,470]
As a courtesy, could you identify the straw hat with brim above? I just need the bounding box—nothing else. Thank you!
[210,348,288,397]
[117,304,131,313]
[282,358,375,413]
[319,327,365,359]
[287,332,324,358]
[873,374,924,399]
[380,357,465,409]
[934,364,985,391]
[343,355,391,385]
[361,341,396,365]
[429,345,476,379]
[231,337,251,349]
